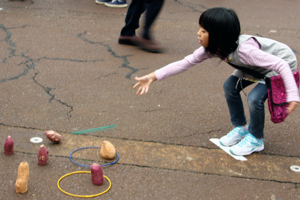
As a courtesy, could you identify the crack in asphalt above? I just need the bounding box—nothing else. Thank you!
[41,56,104,63]
[0,24,137,129]
[77,31,138,79]
[0,24,74,118]
[0,25,36,82]
[0,25,114,120]
[32,71,74,118]
[0,24,139,122]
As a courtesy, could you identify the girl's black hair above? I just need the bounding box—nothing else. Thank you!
[199,7,241,58]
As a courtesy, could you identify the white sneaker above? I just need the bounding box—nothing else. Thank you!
[219,126,248,147]
[229,133,264,156]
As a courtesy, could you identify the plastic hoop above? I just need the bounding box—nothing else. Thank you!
[57,171,111,198]
[69,146,119,167]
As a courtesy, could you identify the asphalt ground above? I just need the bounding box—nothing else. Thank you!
[0,0,300,199]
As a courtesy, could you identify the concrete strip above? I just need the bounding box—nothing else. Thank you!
[7,128,300,184]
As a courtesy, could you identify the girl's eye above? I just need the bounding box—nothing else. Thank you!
[200,27,206,33]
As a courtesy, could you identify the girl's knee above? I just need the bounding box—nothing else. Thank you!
[247,95,261,108]
[223,80,238,96]
[223,79,233,93]
[223,76,239,92]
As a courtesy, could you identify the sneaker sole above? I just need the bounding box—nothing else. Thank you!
[219,139,242,147]
[219,140,234,147]
[104,4,127,8]
[95,1,108,4]
[230,144,264,156]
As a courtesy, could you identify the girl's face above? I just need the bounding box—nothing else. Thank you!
[197,27,209,48]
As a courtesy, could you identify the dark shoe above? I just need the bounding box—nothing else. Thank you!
[118,35,163,53]
[118,35,141,46]
[137,38,164,53]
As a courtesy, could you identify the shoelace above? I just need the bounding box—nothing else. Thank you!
[227,127,241,137]
[238,134,255,147]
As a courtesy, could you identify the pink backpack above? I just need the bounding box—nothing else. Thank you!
[266,69,299,123]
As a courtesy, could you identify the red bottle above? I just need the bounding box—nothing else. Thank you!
[4,135,14,155]
[90,163,103,185]
[38,144,49,165]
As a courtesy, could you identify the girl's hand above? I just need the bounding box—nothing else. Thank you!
[286,101,298,114]
[133,72,157,95]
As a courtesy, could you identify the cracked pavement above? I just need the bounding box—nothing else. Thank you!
[0,0,300,199]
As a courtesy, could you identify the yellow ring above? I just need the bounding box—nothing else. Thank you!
[57,171,111,198]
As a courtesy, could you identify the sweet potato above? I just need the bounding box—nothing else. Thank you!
[100,140,116,160]
[4,135,14,155]
[38,144,49,165]
[90,163,103,185]
[44,130,62,143]
[15,161,29,194]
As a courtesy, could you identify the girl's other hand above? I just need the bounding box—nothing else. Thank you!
[133,72,157,95]
[286,101,298,114]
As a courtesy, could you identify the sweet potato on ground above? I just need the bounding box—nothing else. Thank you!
[100,140,116,160]
[44,130,62,143]
[15,161,29,194]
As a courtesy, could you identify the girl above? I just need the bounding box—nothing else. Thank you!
[133,7,299,156]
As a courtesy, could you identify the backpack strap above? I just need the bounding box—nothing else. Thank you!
[227,62,265,80]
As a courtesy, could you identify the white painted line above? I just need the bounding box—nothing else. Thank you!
[210,138,247,161]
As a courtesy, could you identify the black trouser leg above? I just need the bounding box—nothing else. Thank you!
[142,0,165,40]
[120,0,146,36]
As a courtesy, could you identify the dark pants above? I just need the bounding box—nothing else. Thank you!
[223,76,268,139]
[120,0,165,40]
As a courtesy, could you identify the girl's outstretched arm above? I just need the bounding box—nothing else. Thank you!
[133,72,157,95]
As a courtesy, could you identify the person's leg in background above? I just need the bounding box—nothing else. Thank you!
[142,0,165,40]
[120,0,145,37]
[118,0,165,53]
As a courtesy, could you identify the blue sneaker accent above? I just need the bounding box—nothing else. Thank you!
[104,0,127,8]
[229,133,264,156]
[219,126,248,147]
[95,0,111,5]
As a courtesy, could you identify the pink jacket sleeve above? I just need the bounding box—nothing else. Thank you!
[155,46,216,80]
